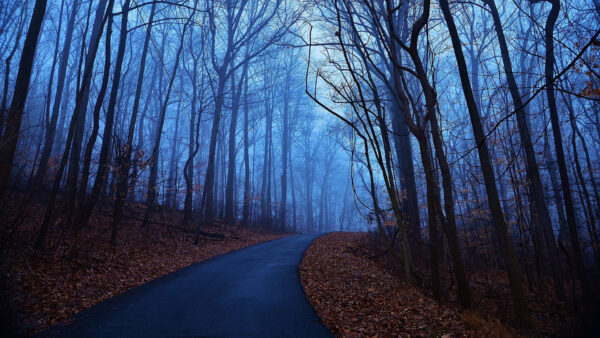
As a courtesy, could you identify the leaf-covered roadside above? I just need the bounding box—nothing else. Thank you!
[300,232,585,337]
[300,232,473,337]
[0,203,286,336]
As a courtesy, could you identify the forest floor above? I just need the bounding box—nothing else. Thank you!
[0,200,286,336]
[300,232,583,337]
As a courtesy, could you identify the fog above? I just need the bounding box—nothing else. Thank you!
[1,1,599,314]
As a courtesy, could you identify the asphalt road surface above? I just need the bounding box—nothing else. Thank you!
[40,233,332,337]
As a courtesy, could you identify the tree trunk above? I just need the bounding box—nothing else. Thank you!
[197,73,227,233]
[280,67,292,232]
[533,0,590,297]
[389,91,422,248]
[438,0,530,324]
[225,59,248,223]
[167,103,182,209]
[35,0,112,250]
[242,64,251,227]
[37,0,63,184]
[289,142,297,232]
[75,7,113,223]
[184,37,201,224]
[486,0,564,300]
[0,0,48,198]
[1,4,27,118]
[143,1,195,228]
[113,1,157,229]
[76,0,130,239]
[36,0,79,184]
[566,97,600,268]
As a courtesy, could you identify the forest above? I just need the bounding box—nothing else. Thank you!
[0,0,599,335]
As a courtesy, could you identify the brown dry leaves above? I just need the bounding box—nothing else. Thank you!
[2,206,286,335]
[299,232,472,337]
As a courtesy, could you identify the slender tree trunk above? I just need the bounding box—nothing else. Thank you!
[566,100,600,268]
[225,59,248,223]
[1,4,28,133]
[113,1,157,229]
[563,93,600,247]
[197,73,227,235]
[36,0,79,184]
[35,0,112,250]
[486,0,564,300]
[289,143,297,232]
[64,0,112,205]
[167,103,182,209]
[429,107,472,308]
[184,44,200,224]
[280,67,292,232]
[534,0,590,297]
[242,65,251,227]
[389,91,422,248]
[76,0,130,239]
[266,108,274,228]
[0,0,48,198]
[261,85,272,227]
[144,2,195,229]
[38,0,63,180]
[75,8,113,223]
[415,132,441,301]
[439,0,530,324]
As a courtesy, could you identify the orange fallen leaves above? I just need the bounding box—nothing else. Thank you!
[299,232,472,337]
[1,203,286,335]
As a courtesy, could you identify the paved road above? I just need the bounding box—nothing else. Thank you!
[40,234,332,337]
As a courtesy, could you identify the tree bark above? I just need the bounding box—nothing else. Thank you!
[0,0,48,198]
[113,1,157,229]
[36,0,79,184]
[75,6,113,223]
[486,0,564,300]
[438,0,530,324]
[533,0,590,298]
[144,0,196,229]
[242,63,251,227]
[35,0,112,250]
[225,59,248,223]
[280,64,292,232]
[76,0,130,238]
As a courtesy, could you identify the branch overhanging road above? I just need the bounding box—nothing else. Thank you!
[39,233,332,337]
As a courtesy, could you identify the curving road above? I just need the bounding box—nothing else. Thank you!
[40,233,332,338]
